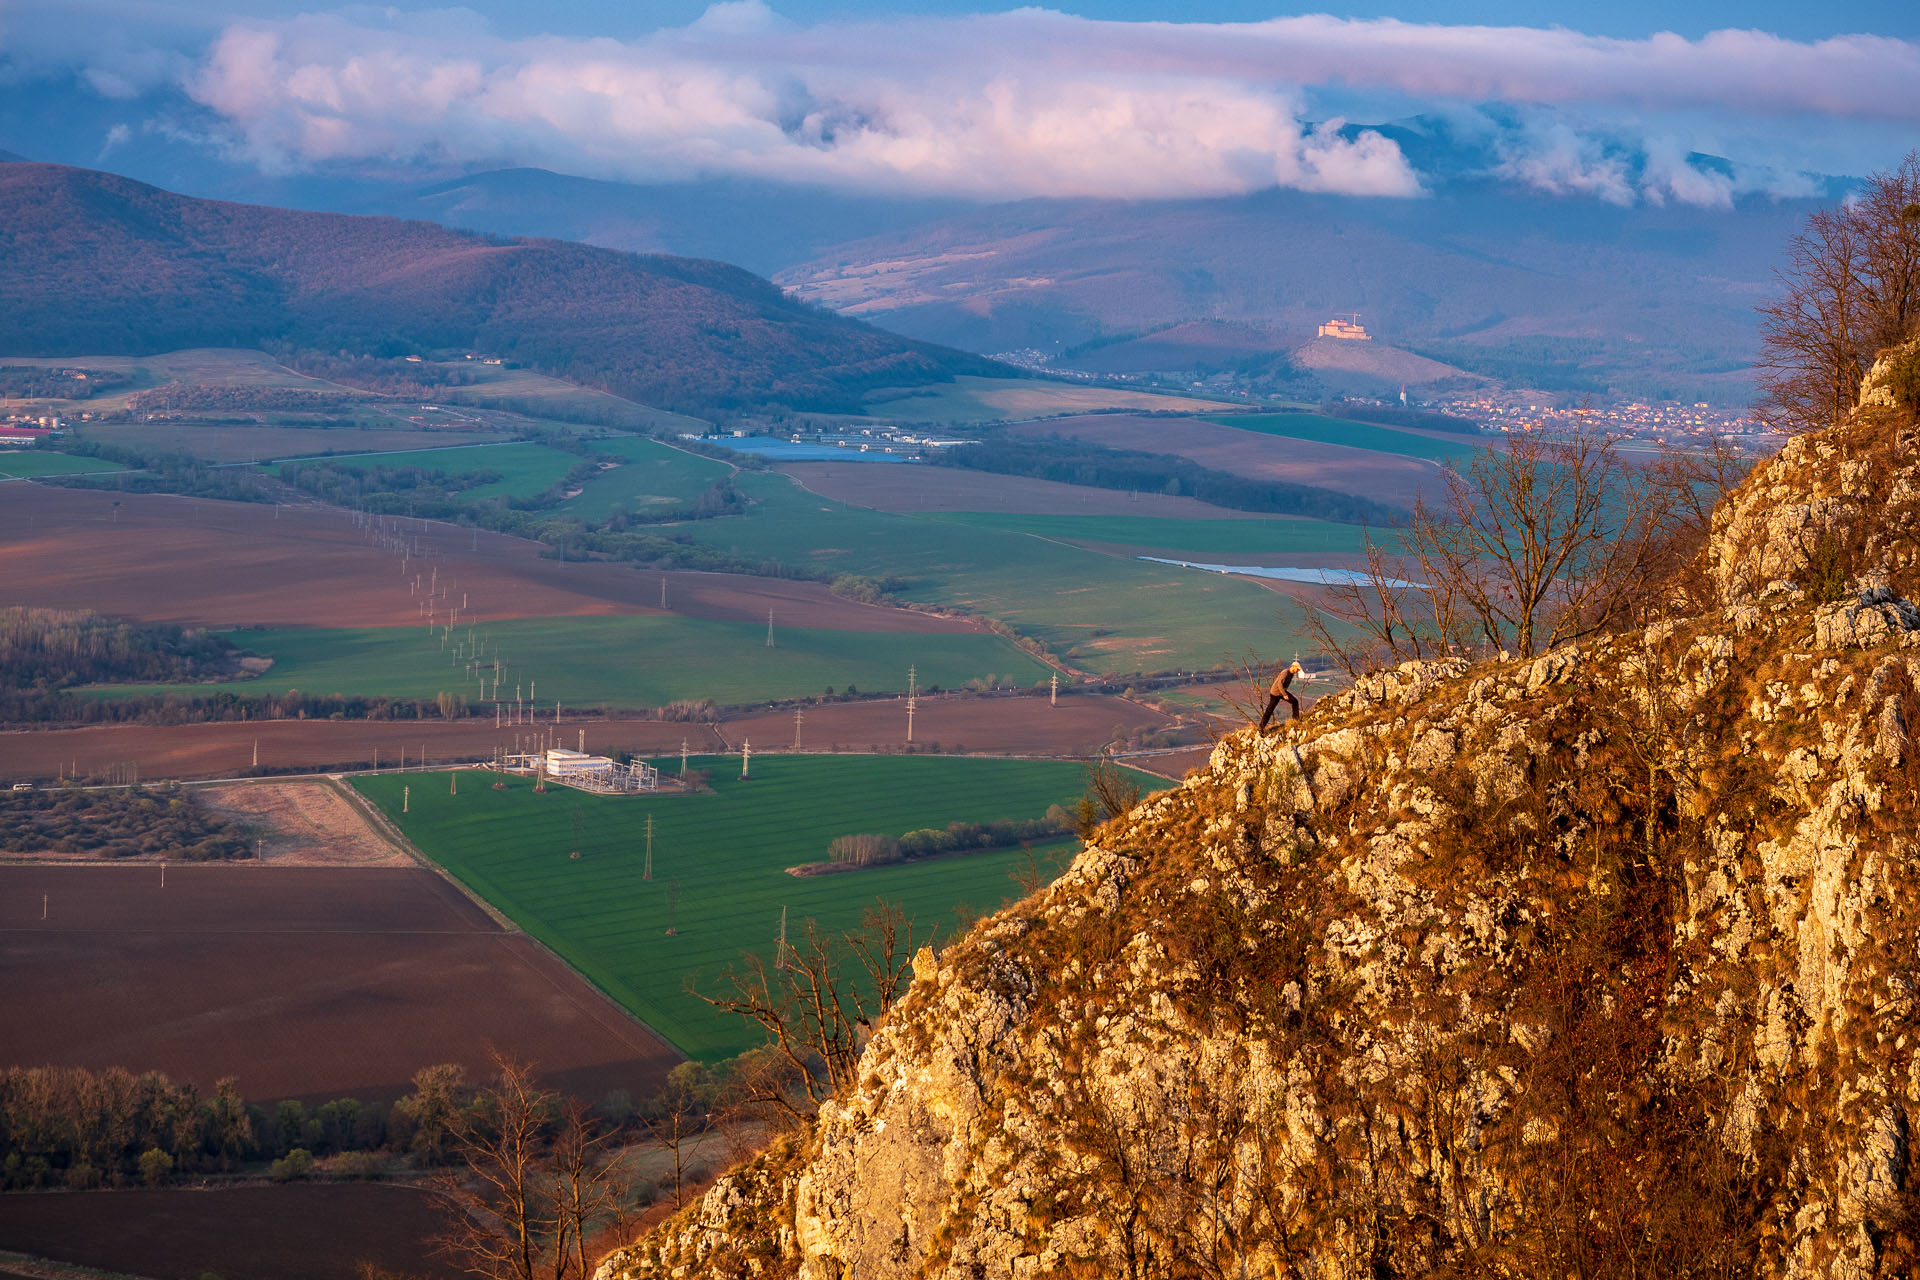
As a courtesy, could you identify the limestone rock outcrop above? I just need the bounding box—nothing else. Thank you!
[601,385,1920,1279]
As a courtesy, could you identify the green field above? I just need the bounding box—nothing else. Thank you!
[0,451,125,478]
[276,442,580,500]
[354,755,1152,1057]
[88,615,1050,706]
[1205,413,1480,462]
[677,473,1303,673]
[927,511,1379,556]
[559,437,733,521]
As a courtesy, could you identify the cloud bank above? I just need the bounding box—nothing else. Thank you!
[31,3,1920,203]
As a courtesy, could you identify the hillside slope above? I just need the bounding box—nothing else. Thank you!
[0,163,997,414]
[602,341,1920,1278]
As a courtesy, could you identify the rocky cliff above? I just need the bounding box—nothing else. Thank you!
[601,343,1920,1279]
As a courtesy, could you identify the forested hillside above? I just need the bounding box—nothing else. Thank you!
[0,163,999,413]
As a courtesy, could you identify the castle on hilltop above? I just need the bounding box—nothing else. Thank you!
[1317,315,1371,341]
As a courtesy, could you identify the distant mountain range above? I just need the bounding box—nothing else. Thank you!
[0,162,998,414]
[0,112,1849,407]
[769,183,1815,404]
[323,152,1825,405]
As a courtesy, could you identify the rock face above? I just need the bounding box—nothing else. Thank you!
[601,376,1920,1279]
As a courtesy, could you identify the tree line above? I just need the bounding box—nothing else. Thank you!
[0,607,241,691]
[125,384,358,413]
[828,805,1077,868]
[0,366,131,400]
[0,687,472,729]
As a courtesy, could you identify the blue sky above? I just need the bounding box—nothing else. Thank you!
[3,0,1914,204]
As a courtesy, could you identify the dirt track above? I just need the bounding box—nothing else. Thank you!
[2,484,976,633]
[0,864,680,1104]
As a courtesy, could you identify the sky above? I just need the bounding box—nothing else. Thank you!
[2,0,1915,207]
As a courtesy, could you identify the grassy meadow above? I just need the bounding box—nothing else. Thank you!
[559,437,733,521]
[0,452,125,478]
[353,755,1155,1058]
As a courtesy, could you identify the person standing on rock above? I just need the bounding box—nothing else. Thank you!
[1258,661,1303,731]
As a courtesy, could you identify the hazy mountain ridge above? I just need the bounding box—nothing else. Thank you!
[0,163,999,414]
[772,183,1816,401]
[600,345,1920,1278]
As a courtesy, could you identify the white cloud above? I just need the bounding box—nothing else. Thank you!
[175,8,1430,199]
[44,5,1918,203]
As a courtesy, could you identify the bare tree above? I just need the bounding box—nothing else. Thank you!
[435,1054,559,1280]
[1304,428,1671,670]
[694,901,919,1121]
[433,1054,629,1280]
[644,1062,716,1211]
[1758,153,1920,433]
[550,1098,625,1280]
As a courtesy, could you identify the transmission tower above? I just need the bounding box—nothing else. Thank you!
[1050,672,1058,707]
[643,814,654,881]
[906,665,917,743]
[741,738,752,779]
[665,878,679,935]
[793,707,804,749]
[765,608,775,648]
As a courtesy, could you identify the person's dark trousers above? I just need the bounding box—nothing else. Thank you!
[1257,691,1298,731]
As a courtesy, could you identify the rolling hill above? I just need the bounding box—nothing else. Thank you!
[0,163,1001,414]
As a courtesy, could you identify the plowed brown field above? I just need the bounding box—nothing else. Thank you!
[0,864,679,1104]
[0,693,1183,783]
[3,485,976,632]
[0,1183,457,1280]
[723,692,1177,757]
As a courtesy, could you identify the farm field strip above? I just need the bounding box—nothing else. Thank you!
[83,615,1050,706]
[678,472,1303,673]
[926,511,1377,557]
[1004,413,1444,509]
[0,452,125,478]
[272,441,581,499]
[777,459,1292,519]
[0,692,1171,784]
[354,756,1157,1059]
[2,485,977,634]
[0,864,678,1103]
[1203,412,1481,461]
[0,1182,462,1280]
[859,375,1238,424]
[80,423,516,464]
